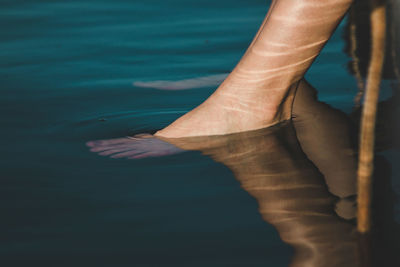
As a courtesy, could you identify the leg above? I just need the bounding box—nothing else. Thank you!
[155,0,354,138]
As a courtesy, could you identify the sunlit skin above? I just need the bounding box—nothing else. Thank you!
[88,0,356,153]
[153,0,354,138]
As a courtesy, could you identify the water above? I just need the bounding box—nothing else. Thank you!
[1,0,399,266]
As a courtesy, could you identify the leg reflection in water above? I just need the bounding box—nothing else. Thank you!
[87,80,359,266]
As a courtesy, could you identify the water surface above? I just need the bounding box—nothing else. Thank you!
[1,0,399,266]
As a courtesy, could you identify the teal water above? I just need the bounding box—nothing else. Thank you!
[1,0,400,266]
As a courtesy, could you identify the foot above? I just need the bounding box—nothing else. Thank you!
[155,79,299,138]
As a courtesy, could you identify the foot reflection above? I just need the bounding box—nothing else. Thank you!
[179,81,358,266]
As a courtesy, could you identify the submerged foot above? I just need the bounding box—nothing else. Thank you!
[85,79,309,160]
[86,134,184,159]
[86,79,305,159]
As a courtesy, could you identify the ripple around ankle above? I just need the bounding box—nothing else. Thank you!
[133,74,229,90]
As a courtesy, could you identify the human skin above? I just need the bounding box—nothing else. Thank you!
[154,0,354,138]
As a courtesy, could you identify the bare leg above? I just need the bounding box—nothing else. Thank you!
[155,0,353,138]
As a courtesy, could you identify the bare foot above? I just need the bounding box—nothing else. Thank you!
[154,80,299,138]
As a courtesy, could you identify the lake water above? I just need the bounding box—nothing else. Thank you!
[1,0,400,266]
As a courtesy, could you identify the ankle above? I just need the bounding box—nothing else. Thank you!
[215,75,298,108]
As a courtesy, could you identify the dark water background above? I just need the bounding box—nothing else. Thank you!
[1,0,399,266]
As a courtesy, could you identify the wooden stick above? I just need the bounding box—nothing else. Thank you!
[357,0,386,233]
